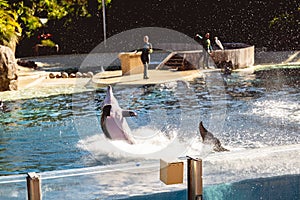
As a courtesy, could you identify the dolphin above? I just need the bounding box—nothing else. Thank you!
[199,121,229,152]
[101,85,137,144]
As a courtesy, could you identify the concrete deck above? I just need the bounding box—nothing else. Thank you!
[91,69,202,87]
[17,69,202,89]
[0,67,204,101]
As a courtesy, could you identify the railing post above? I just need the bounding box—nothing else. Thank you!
[187,157,203,200]
[27,172,42,200]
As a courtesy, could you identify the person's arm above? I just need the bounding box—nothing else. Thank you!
[149,43,153,53]
[209,45,213,52]
[196,34,203,39]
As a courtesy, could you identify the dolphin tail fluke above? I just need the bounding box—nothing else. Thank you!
[199,121,208,140]
[214,146,229,152]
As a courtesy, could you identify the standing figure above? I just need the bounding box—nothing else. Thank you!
[140,35,153,79]
[203,33,213,53]
[196,33,213,68]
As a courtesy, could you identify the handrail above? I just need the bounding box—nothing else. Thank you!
[156,50,203,70]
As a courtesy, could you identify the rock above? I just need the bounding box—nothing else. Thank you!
[0,45,18,91]
[17,59,38,69]
[49,73,55,79]
[69,73,76,78]
[76,72,82,78]
[61,72,68,78]
[86,71,94,78]
[82,73,88,78]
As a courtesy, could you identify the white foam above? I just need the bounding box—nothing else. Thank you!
[252,99,300,122]
[77,127,213,163]
[203,144,300,185]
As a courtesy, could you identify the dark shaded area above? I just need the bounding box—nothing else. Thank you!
[16,0,299,57]
[255,68,300,78]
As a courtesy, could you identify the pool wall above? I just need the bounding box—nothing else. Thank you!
[0,169,299,199]
[211,43,255,69]
[125,174,300,200]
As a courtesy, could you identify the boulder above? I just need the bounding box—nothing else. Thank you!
[69,73,76,78]
[49,73,55,79]
[0,45,18,91]
[76,72,83,78]
[61,72,68,78]
[17,59,38,69]
[86,71,94,78]
[82,73,88,78]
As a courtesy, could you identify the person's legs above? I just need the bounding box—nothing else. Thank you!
[203,51,208,69]
[144,62,149,79]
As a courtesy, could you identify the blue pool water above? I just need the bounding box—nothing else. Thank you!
[1,70,299,175]
[0,66,299,199]
[124,174,300,200]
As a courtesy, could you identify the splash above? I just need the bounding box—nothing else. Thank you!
[252,99,300,122]
[77,126,213,163]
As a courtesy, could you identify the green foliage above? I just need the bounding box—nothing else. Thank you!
[0,0,22,50]
[16,2,42,38]
[1,0,113,51]
[270,3,299,28]
[13,0,112,38]
[41,39,56,47]
[269,4,299,49]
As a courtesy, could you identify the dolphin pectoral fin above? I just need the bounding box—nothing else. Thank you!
[102,105,112,117]
[122,110,137,117]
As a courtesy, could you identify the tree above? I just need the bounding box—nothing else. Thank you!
[269,4,300,50]
[0,0,22,52]
[14,0,112,56]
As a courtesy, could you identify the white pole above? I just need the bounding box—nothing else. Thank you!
[102,0,107,47]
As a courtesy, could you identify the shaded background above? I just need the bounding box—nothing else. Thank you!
[16,0,300,57]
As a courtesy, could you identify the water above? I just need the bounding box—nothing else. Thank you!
[0,68,299,177]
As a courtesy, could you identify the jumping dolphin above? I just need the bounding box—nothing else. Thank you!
[199,121,229,152]
[101,85,137,144]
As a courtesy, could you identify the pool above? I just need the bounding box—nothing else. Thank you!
[124,174,300,200]
[0,64,299,199]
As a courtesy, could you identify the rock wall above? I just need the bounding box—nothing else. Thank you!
[0,45,18,91]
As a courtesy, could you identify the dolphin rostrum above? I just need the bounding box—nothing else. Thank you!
[199,121,229,152]
[101,85,137,144]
